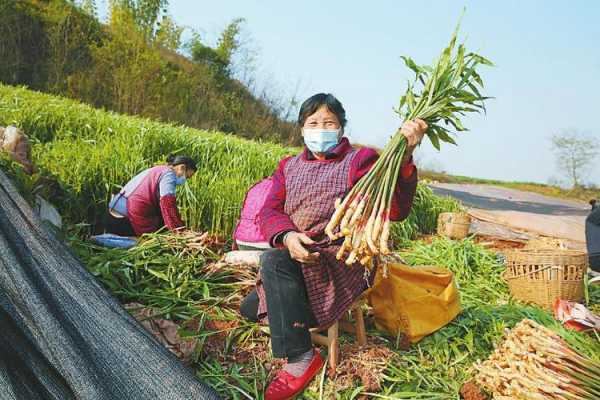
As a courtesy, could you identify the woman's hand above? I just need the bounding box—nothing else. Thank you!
[400,119,428,165]
[283,232,320,264]
[400,118,428,147]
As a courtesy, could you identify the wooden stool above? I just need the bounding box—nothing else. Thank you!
[309,299,367,372]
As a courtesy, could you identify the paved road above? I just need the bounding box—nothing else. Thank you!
[429,183,590,217]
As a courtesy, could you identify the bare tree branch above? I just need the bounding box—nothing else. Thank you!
[550,129,599,188]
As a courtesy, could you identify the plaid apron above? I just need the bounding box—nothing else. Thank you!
[257,149,370,329]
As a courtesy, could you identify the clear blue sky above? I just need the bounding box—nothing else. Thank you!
[98,1,600,185]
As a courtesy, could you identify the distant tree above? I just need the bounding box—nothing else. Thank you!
[0,0,46,86]
[75,4,163,115]
[2,0,298,144]
[44,1,102,93]
[188,18,246,78]
[110,0,168,39]
[550,130,599,188]
[188,33,224,74]
[79,0,97,17]
[215,18,245,76]
[153,15,183,51]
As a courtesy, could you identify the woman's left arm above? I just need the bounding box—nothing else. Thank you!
[158,170,185,231]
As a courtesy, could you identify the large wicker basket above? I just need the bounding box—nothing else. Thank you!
[437,212,471,240]
[502,249,587,309]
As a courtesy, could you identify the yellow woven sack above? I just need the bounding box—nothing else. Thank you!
[367,263,461,343]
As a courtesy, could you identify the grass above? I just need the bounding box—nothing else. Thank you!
[391,184,462,245]
[69,233,600,399]
[421,169,599,204]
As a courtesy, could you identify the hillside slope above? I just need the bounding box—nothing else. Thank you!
[0,0,298,145]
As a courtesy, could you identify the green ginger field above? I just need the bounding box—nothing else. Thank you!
[1,84,598,399]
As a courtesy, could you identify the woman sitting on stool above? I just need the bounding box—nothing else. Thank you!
[239,93,426,400]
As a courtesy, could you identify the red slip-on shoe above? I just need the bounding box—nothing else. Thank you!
[265,349,325,400]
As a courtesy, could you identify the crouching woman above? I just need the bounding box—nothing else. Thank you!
[239,93,427,400]
[105,154,197,236]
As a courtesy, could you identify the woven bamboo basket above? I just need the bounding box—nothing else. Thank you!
[437,212,471,240]
[524,237,568,250]
[502,248,587,309]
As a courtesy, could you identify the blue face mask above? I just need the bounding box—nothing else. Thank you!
[175,175,187,185]
[302,128,341,153]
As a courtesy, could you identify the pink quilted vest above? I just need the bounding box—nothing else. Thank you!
[233,177,273,249]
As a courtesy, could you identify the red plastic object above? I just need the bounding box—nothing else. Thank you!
[553,298,600,331]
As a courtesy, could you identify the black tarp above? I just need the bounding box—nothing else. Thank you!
[0,169,220,400]
[586,203,600,272]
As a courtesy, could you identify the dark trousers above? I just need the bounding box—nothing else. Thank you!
[590,254,600,272]
[104,211,136,237]
[240,249,316,359]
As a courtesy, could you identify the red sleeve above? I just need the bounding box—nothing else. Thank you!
[159,194,185,231]
[257,157,299,247]
[350,148,418,222]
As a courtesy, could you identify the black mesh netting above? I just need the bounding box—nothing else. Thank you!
[0,169,220,400]
[587,206,600,272]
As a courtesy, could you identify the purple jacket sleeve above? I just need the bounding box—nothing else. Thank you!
[257,157,298,246]
[350,148,418,222]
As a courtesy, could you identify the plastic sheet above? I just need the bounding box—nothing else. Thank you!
[0,169,220,400]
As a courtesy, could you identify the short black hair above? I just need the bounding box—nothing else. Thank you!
[297,93,347,128]
[166,154,197,172]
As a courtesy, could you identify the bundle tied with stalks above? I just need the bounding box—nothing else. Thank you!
[474,319,600,400]
[140,230,223,256]
[325,19,492,268]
